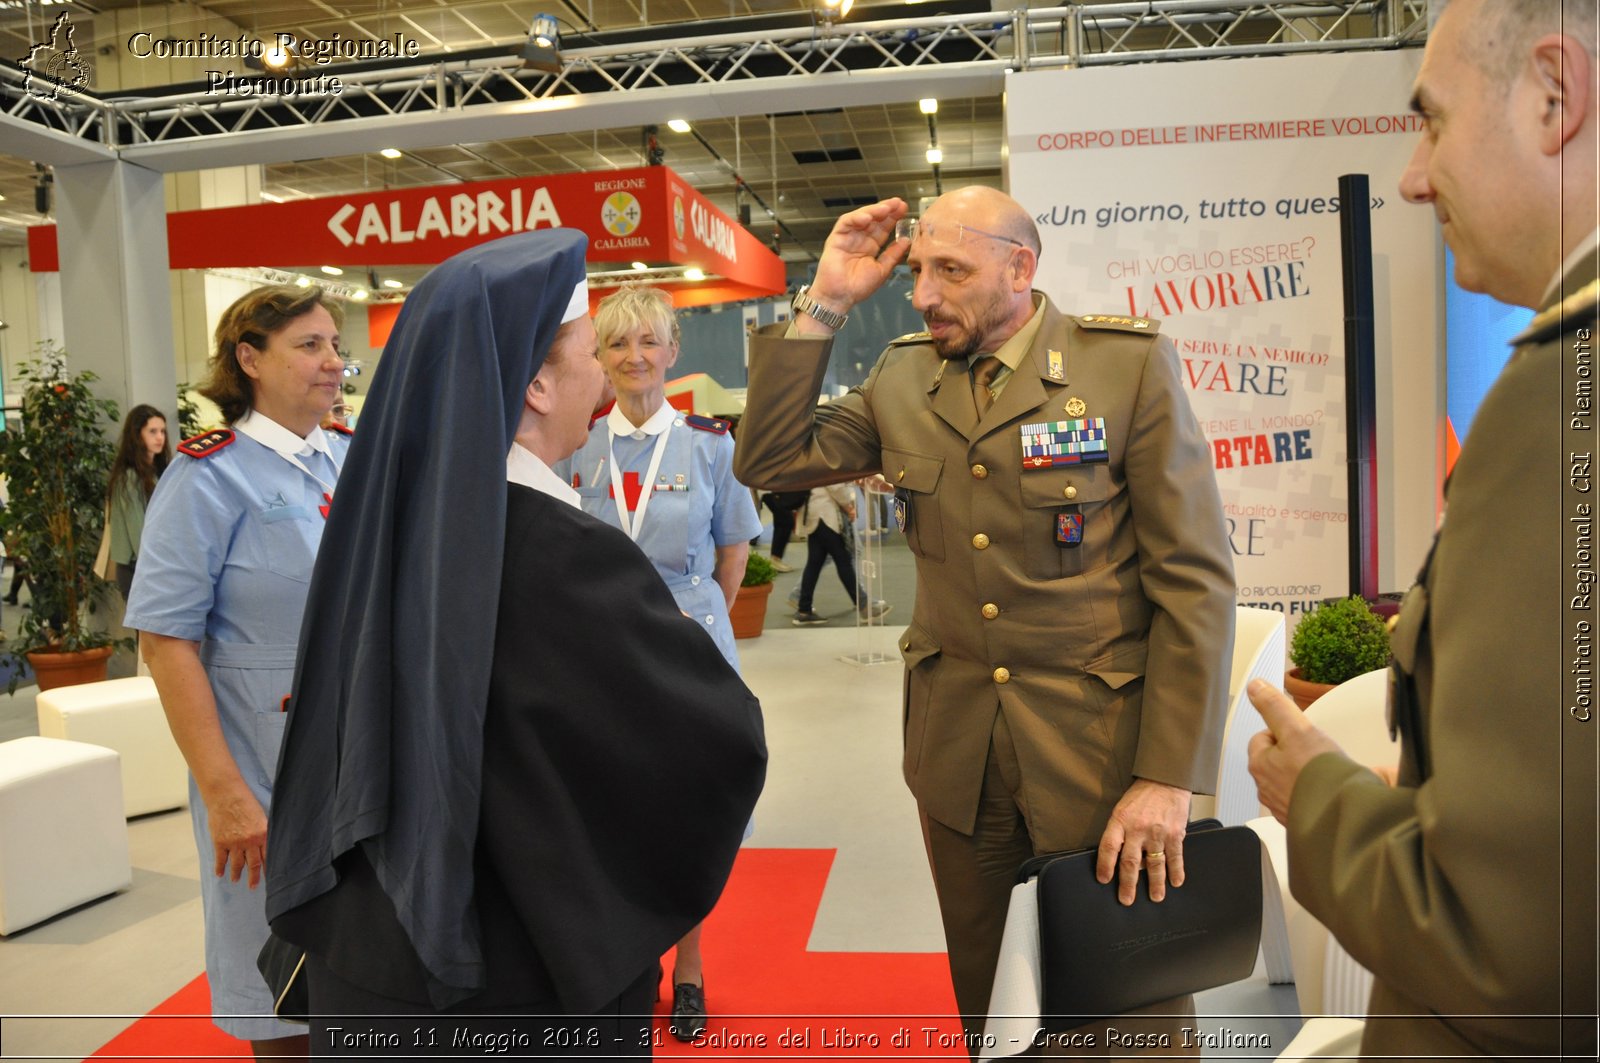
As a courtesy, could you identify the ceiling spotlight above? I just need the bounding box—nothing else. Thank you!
[919,98,938,115]
[295,276,313,288]
[818,0,855,19]
[379,148,403,159]
[925,147,943,165]
[351,289,370,301]
[382,279,404,289]
[262,39,295,70]
[667,119,692,134]
[320,265,344,276]
[631,261,649,271]
[520,13,562,72]
[684,267,706,282]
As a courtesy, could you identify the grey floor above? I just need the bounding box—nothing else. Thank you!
[0,532,1299,1061]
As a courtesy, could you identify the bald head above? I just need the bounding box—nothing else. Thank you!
[924,186,1043,257]
[1440,0,1597,91]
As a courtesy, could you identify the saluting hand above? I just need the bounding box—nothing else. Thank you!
[1246,678,1343,824]
[802,198,912,327]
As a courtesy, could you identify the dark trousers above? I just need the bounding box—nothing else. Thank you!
[760,493,804,559]
[115,561,136,601]
[797,521,860,612]
[921,714,1196,1061]
[307,954,656,1059]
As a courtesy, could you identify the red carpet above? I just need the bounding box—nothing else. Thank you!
[91,848,964,1059]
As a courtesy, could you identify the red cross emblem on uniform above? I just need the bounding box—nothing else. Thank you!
[609,472,644,511]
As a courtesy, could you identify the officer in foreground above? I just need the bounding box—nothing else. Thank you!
[1248,1,1598,1058]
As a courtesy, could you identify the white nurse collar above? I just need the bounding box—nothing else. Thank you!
[606,399,676,439]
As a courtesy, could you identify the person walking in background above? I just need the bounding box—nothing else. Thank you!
[759,490,807,572]
[1247,1,1597,1058]
[560,284,763,1042]
[792,482,891,626]
[106,404,171,600]
[124,284,350,1058]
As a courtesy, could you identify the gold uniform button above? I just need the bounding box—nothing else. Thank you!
[1063,485,1078,500]
[993,667,1011,684]
[972,533,990,550]
[971,463,988,479]
[981,603,1000,620]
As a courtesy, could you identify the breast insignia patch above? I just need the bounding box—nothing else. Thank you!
[178,429,235,458]
[685,414,730,435]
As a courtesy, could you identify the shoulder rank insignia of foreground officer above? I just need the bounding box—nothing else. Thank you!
[179,429,235,458]
[685,414,730,435]
[888,331,932,346]
[1078,314,1158,333]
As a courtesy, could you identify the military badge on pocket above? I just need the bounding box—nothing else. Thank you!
[1056,512,1084,546]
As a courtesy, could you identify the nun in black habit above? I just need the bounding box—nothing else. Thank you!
[264,229,767,1056]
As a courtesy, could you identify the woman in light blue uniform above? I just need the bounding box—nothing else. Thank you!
[561,285,761,1041]
[124,285,348,1055]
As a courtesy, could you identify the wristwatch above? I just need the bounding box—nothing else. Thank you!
[791,285,849,330]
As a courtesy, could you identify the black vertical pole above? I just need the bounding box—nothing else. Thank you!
[1339,173,1379,602]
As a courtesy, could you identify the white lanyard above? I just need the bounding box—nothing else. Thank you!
[608,426,670,541]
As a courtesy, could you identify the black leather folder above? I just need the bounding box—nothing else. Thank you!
[1016,819,1262,1032]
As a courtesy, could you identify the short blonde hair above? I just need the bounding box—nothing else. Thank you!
[593,285,681,351]
[203,285,343,424]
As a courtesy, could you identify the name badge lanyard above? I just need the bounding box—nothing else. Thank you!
[609,427,670,541]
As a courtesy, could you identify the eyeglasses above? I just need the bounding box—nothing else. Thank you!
[895,217,1024,249]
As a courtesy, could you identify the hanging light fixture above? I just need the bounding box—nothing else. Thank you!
[520,14,562,72]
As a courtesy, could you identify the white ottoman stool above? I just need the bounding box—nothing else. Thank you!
[37,676,187,817]
[0,736,132,934]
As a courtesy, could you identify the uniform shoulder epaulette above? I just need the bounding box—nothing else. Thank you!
[178,428,235,458]
[1076,314,1160,334]
[1514,278,1600,346]
[325,422,353,436]
[887,331,932,346]
[685,414,730,435]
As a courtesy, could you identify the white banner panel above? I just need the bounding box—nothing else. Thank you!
[1006,51,1441,624]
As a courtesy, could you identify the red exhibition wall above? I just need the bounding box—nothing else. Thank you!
[29,165,786,326]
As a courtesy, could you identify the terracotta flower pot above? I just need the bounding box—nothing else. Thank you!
[1283,666,1336,710]
[26,645,114,692]
[730,582,773,640]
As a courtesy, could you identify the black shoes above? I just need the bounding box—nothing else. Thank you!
[669,981,707,1042]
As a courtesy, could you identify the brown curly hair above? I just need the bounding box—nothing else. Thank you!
[202,285,344,424]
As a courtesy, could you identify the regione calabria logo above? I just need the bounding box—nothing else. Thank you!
[22,12,92,100]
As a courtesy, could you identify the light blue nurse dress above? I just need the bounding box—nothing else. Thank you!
[562,406,761,668]
[124,419,348,1040]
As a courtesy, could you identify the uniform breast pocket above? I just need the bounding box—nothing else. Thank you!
[1018,466,1110,580]
[882,448,945,563]
[257,507,319,583]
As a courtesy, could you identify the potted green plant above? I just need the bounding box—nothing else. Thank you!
[1285,595,1393,709]
[0,345,128,691]
[730,550,777,640]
